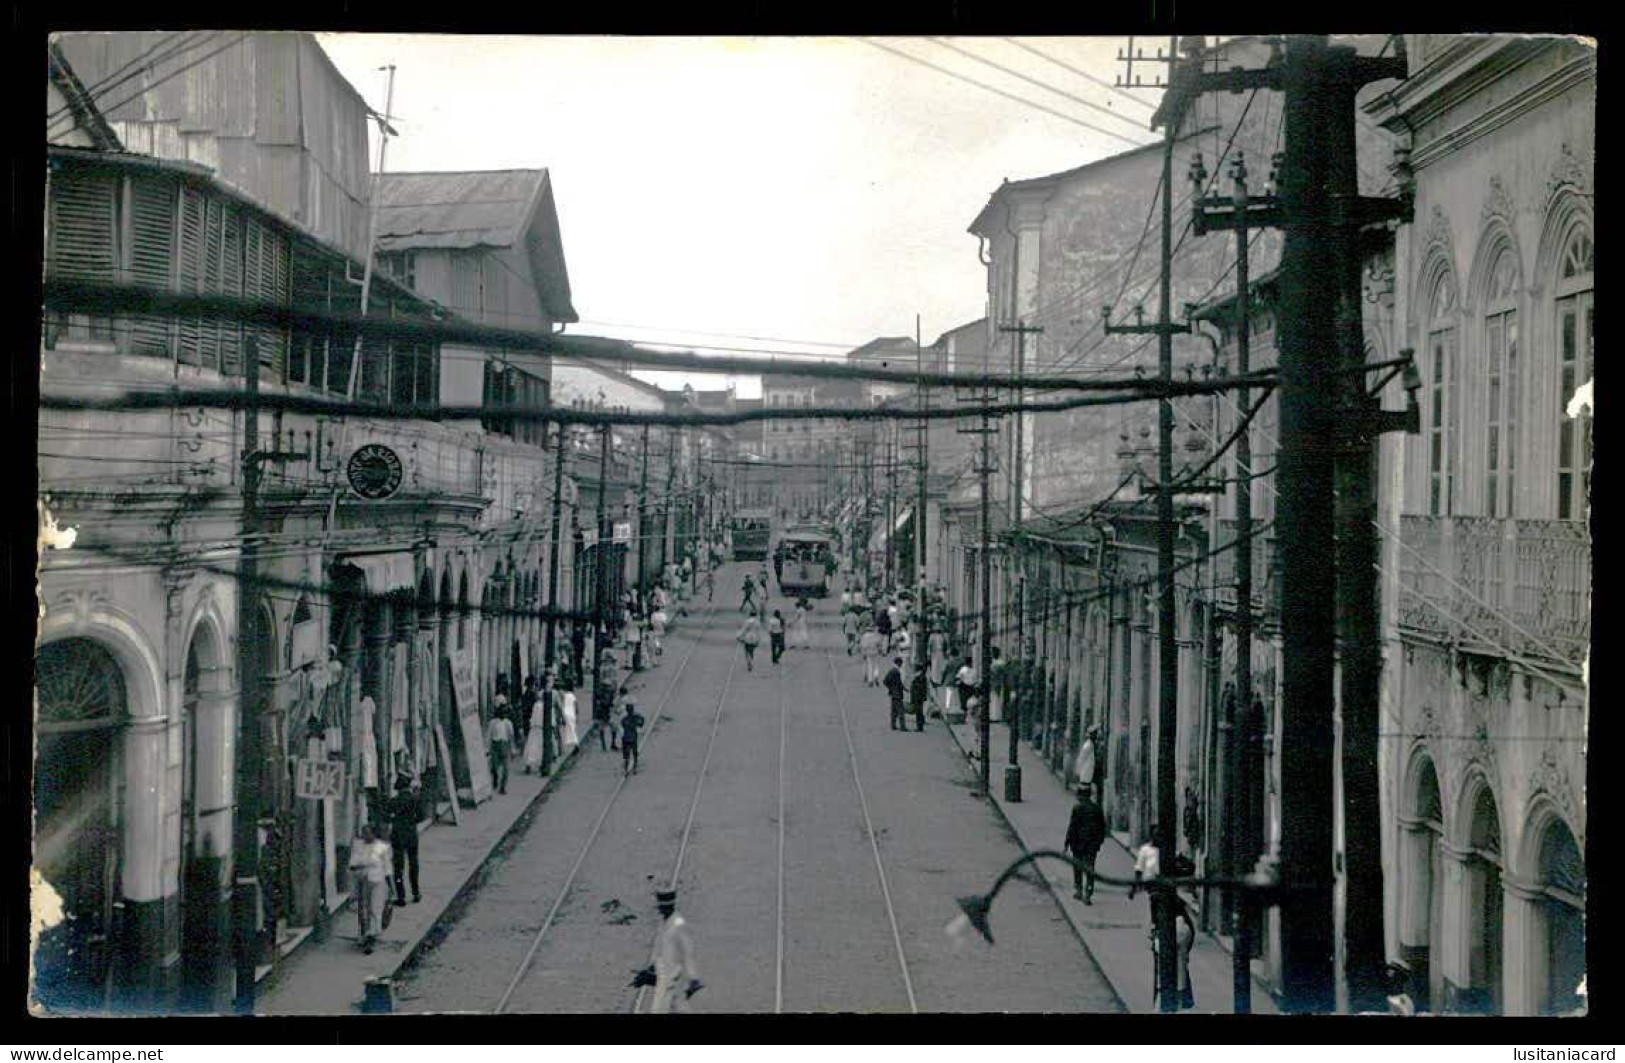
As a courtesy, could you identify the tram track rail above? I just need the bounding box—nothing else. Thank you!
[627,649,740,1013]
[820,643,919,1013]
[489,591,726,1015]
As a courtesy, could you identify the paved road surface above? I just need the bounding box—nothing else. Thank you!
[392,565,1123,1013]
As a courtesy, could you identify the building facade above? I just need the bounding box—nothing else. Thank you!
[1366,34,1592,1016]
[37,32,583,1013]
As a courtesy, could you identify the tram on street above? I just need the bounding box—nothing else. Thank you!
[774,529,835,598]
[731,509,773,561]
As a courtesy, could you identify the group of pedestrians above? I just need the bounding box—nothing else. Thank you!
[737,566,815,671]
[486,670,581,796]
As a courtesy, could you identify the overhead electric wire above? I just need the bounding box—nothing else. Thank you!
[923,38,1156,137]
[999,38,1159,112]
[49,34,251,141]
[42,278,1277,397]
[47,31,208,124]
[853,37,1156,147]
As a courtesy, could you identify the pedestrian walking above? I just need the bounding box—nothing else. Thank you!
[516,676,537,771]
[741,575,758,614]
[860,624,883,686]
[790,599,811,650]
[620,701,646,776]
[523,674,555,774]
[388,771,425,906]
[594,646,618,751]
[841,608,860,655]
[347,823,392,954]
[955,656,978,725]
[1075,725,1106,801]
[737,612,763,671]
[486,705,514,794]
[987,646,1005,723]
[1127,826,1160,900]
[650,604,668,661]
[884,656,907,731]
[876,605,893,641]
[560,685,580,751]
[1149,898,1197,1012]
[909,661,928,732]
[632,889,703,1014]
[768,609,786,664]
[928,629,946,690]
[624,609,645,672]
[1064,786,1107,904]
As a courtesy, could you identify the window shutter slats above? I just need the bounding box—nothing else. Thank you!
[176,185,206,365]
[219,208,243,376]
[48,170,118,281]
[125,175,176,359]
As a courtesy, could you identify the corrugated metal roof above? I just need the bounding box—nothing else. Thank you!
[375,170,543,249]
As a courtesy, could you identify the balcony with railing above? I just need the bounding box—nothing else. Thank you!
[1396,515,1591,671]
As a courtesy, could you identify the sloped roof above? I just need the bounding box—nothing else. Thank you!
[376,169,543,249]
[376,168,577,322]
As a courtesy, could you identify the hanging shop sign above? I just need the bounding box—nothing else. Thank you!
[347,443,404,500]
[613,521,633,543]
[294,758,347,800]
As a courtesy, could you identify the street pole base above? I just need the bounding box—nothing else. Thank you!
[1004,764,1023,802]
[362,977,395,1014]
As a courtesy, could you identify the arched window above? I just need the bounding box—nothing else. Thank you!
[1483,245,1520,517]
[1555,227,1593,521]
[1536,817,1585,1014]
[1426,266,1459,515]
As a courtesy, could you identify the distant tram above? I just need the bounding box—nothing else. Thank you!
[731,509,773,561]
[775,529,835,598]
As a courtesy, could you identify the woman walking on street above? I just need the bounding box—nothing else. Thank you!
[860,622,883,686]
[841,608,860,655]
[790,598,812,650]
[737,610,763,671]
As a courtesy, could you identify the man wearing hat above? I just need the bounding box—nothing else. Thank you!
[388,770,426,906]
[642,888,703,1013]
[1064,784,1107,904]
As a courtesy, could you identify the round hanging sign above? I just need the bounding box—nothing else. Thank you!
[346,443,404,500]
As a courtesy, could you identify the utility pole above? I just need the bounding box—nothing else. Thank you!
[232,335,301,1013]
[232,335,266,1015]
[636,424,651,609]
[996,321,1041,803]
[1324,40,1413,1014]
[1104,34,1189,1012]
[956,349,1000,799]
[542,420,568,772]
[592,425,612,735]
[914,315,930,703]
[1192,134,1284,1016]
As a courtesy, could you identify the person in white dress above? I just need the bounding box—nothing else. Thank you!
[560,687,579,751]
[789,600,812,650]
[647,889,702,1013]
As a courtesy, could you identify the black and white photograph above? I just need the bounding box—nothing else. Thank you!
[29,29,1591,1024]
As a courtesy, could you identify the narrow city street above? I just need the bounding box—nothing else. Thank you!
[391,566,1122,1014]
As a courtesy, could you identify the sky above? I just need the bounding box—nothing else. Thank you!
[317,35,1165,398]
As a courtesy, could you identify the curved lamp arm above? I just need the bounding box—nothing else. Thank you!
[949,848,1284,945]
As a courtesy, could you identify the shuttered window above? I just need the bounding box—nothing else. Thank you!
[175,184,207,365]
[124,174,177,359]
[45,167,118,345]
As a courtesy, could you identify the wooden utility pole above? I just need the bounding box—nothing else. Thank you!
[636,424,651,609]
[231,336,302,1012]
[592,425,613,729]
[1105,35,1190,1005]
[542,421,568,772]
[1324,40,1412,1013]
[232,335,267,1014]
[1192,135,1284,1014]
[996,321,1041,802]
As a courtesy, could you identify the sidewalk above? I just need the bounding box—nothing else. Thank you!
[256,733,588,1015]
[942,719,1279,1015]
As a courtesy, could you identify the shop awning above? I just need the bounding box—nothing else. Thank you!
[336,553,417,596]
